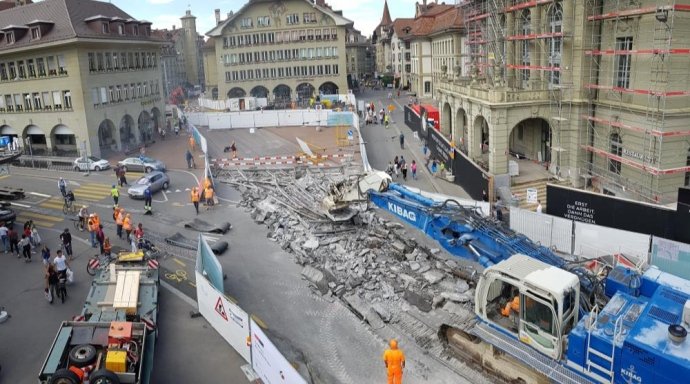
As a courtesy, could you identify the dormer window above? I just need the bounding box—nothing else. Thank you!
[102,23,110,33]
[6,32,14,44]
[118,25,124,35]
[30,27,40,40]
[133,25,139,36]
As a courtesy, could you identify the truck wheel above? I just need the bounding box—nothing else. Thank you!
[48,368,80,384]
[90,369,121,384]
[68,344,97,367]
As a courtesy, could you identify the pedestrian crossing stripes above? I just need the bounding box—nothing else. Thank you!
[16,211,63,228]
[39,183,113,209]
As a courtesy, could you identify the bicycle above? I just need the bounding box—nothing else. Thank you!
[86,253,115,276]
[72,216,85,231]
[63,198,76,215]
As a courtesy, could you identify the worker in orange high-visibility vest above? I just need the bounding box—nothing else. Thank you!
[204,186,214,210]
[191,187,200,215]
[116,208,125,239]
[87,214,98,248]
[383,339,405,384]
[502,296,520,317]
[123,213,133,242]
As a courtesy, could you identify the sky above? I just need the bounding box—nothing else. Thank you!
[108,0,421,39]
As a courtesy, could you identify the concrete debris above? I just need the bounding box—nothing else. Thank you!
[218,167,484,374]
[423,270,445,285]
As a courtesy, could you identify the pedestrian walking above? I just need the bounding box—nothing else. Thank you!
[9,227,19,257]
[60,228,73,260]
[78,205,89,231]
[123,214,133,242]
[113,165,121,184]
[111,185,119,207]
[411,160,417,180]
[386,162,394,177]
[431,159,438,176]
[188,135,196,151]
[19,234,31,262]
[0,222,9,253]
[134,223,144,247]
[88,214,98,248]
[143,187,153,215]
[384,114,390,128]
[118,167,128,187]
[116,208,125,239]
[379,108,385,124]
[191,187,201,215]
[401,162,408,181]
[393,156,400,178]
[383,339,406,384]
[58,177,67,197]
[495,205,504,222]
[96,225,105,255]
[42,245,51,265]
[536,200,543,214]
[46,264,58,304]
[30,225,41,248]
[399,133,405,149]
[185,150,195,169]
[53,249,69,279]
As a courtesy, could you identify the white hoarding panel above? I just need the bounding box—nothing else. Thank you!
[251,319,307,384]
[231,113,255,128]
[254,111,280,127]
[196,271,251,362]
[279,112,303,126]
[509,207,573,253]
[573,222,650,264]
[650,236,690,280]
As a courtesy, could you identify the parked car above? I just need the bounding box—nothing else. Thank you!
[117,156,166,173]
[73,156,110,172]
[0,202,16,225]
[128,171,170,198]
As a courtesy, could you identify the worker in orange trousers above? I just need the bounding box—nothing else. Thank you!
[383,339,405,384]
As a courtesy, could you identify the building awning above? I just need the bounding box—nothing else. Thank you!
[25,126,44,135]
[0,126,18,135]
[53,125,74,135]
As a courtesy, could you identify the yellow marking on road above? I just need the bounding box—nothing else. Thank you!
[17,211,63,221]
[73,192,109,201]
[16,216,61,228]
[78,185,112,192]
[0,175,9,180]
[171,202,184,207]
[39,198,67,209]
[172,258,186,267]
[188,282,196,288]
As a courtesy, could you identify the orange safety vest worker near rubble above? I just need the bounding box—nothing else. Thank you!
[383,339,405,384]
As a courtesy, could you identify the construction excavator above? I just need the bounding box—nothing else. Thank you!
[323,173,690,384]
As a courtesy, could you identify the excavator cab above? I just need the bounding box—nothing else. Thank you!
[475,254,580,360]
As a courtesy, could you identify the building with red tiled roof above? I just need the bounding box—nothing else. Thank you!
[406,2,463,98]
[373,0,394,75]
[0,0,165,158]
[390,18,414,89]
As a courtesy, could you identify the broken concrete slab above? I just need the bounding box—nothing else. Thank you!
[301,265,328,294]
[423,270,445,285]
[302,237,320,250]
[404,290,432,312]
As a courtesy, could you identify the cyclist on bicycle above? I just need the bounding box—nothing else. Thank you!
[77,205,88,231]
[58,177,67,197]
[64,190,75,208]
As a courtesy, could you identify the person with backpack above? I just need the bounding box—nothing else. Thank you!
[59,228,73,261]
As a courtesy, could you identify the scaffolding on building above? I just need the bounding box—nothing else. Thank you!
[581,0,690,203]
[458,1,575,176]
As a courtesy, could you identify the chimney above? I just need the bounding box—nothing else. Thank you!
[172,25,176,30]
[215,9,221,25]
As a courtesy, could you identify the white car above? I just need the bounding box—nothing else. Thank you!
[73,156,110,172]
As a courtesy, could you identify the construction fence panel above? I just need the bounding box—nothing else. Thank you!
[509,207,573,253]
[254,111,280,127]
[573,222,650,264]
[250,318,308,384]
[278,111,305,126]
[650,236,690,280]
[195,271,252,363]
[185,112,209,127]
[230,113,255,129]
[208,112,232,130]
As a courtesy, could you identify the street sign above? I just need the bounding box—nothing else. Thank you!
[215,297,228,321]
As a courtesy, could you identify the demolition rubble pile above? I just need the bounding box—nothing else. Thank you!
[220,168,479,329]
